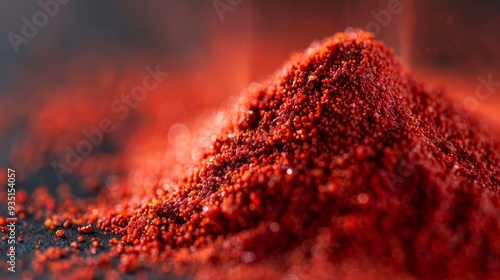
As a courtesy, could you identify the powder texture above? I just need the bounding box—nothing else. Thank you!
[98,31,500,278]
[11,31,500,279]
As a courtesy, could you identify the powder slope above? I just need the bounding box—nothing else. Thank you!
[96,31,500,278]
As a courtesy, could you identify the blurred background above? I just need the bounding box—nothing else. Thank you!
[0,0,499,196]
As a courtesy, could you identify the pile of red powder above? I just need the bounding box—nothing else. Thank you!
[6,30,500,279]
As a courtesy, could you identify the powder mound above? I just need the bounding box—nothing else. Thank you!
[103,31,500,278]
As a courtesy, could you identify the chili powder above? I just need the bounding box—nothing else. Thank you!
[12,30,500,279]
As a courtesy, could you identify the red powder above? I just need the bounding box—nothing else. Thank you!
[9,30,500,278]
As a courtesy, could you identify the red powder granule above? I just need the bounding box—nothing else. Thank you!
[20,30,500,279]
[77,225,94,234]
[55,230,65,237]
[63,220,72,228]
[44,218,56,230]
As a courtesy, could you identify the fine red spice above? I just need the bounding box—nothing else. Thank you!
[10,30,500,278]
[97,30,499,278]
[55,230,65,237]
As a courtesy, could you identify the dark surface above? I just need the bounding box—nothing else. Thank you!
[0,217,121,278]
[0,218,188,279]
